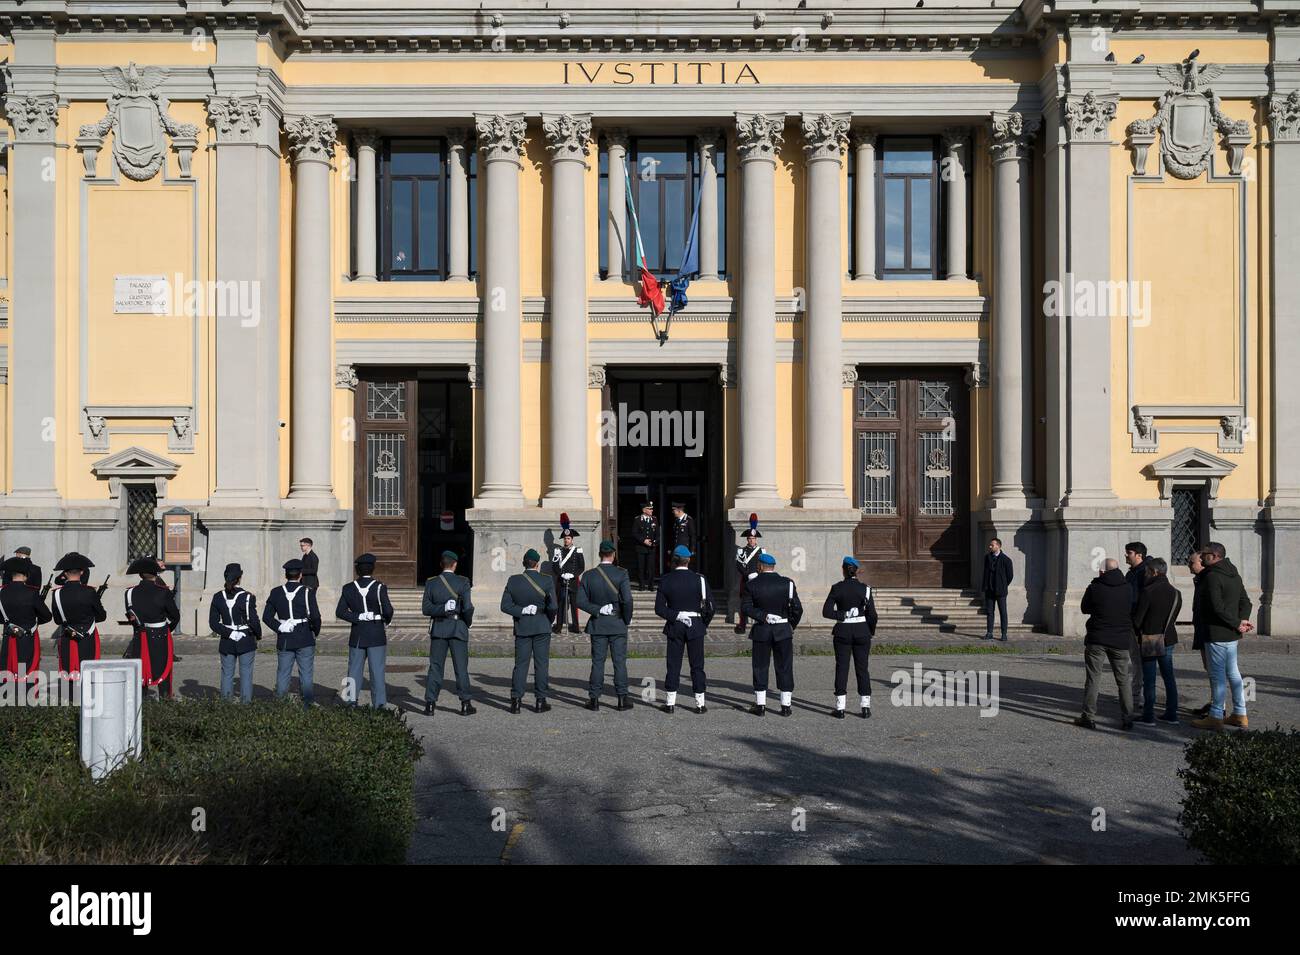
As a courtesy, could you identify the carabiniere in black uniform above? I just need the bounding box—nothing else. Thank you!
[125,556,181,697]
[49,551,108,677]
[0,556,51,680]
[632,502,659,591]
[822,556,878,719]
[550,515,585,635]
[741,555,803,717]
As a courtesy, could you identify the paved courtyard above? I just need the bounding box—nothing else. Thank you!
[164,650,1299,864]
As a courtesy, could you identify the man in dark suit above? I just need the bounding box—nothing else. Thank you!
[500,548,557,714]
[422,550,476,716]
[654,544,713,714]
[335,553,394,708]
[669,502,696,567]
[981,537,1014,641]
[299,538,320,590]
[632,501,659,591]
[741,553,803,717]
[822,555,879,718]
[1124,541,1149,710]
[578,539,635,711]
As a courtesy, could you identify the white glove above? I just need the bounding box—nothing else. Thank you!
[227,627,244,641]
[443,599,458,613]
[676,611,694,626]
[747,572,758,580]
[844,607,860,619]
[599,603,615,616]
[765,613,784,624]
[562,573,574,581]
[278,620,296,634]
[522,604,538,616]
[358,611,377,622]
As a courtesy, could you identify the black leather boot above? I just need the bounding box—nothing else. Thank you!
[536,698,551,713]
[460,700,476,716]
[586,697,600,711]
[616,695,630,711]
[509,698,521,714]
[424,701,435,716]
[750,703,766,717]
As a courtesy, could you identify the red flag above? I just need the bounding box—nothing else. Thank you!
[636,260,665,316]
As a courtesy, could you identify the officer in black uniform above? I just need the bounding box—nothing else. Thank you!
[335,553,394,708]
[669,502,696,565]
[3,546,43,593]
[578,539,635,711]
[125,556,182,698]
[549,514,585,634]
[822,555,879,718]
[262,557,321,707]
[733,514,765,635]
[422,549,476,716]
[654,544,713,714]
[49,552,107,677]
[741,552,804,717]
[501,548,557,713]
[0,555,51,680]
[209,562,262,703]
[632,501,659,591]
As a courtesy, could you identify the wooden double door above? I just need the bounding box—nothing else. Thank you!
[353,370,473,586]
[852,368,970,588]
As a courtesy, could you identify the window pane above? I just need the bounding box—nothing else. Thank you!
[883,178,905,270]
[640,139,688,175]
[390,180,413,271]
[883,140,934,174]
[911,179,932,270]
[663,177,686,270]
[640,179,661,270]
[467,151,478,279]
[417,181,440,272]
[598,175,608,276]
[390,144,438,177]
[716,174,727,276]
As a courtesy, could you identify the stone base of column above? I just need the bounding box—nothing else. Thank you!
[1262,505,1300,636]
[1038,504,1172,637]
[464,506,600,626]
[973,503,1045,630]
[797,488,851,509]
[724,506,859,620]
[541,489,594,510]
[733,490,788,513]
[285,487,339,509]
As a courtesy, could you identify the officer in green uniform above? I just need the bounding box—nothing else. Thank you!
[577,539,635,711]
[501,548,557,713]
[421,550,476,716]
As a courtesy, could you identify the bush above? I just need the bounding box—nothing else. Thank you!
[1178,727,1300,864]
[0,699,422,864]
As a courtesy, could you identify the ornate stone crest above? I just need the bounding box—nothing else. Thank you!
[79,63,199,181]
[1126,59,1251,178]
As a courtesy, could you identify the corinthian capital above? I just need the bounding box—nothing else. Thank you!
[285,114,338,163]
[206,95,264,144]
[1270,90,1300,143]
[475,112,528,162]
[800,112,850,162]
[4,94,59,142]
[1062,92,1119,144]
[989,110,1041,161]
[735,112,785,161]
[542,112,593,162]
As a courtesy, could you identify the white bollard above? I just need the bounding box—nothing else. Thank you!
[79,660,143,780]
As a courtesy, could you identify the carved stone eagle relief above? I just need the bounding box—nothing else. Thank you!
[1126,59,1251,179]
[79,62,199,181]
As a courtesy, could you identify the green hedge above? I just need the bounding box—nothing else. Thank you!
[0,699,422,864]
[1179,727,1300,865]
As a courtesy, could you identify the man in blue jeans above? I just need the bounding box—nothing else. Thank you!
[981,538,1013,641]
[1191,542,1253,730]
[1131,557,1181,725]
[262,558,321,707]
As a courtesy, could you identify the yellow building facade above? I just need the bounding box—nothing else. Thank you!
[1,1,1297,635]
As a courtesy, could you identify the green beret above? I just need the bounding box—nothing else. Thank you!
[599,539,616,554]
[523,548,541,563]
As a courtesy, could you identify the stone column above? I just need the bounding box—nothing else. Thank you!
[851,126,877,280]
[446,127,472,281]
[542,112,594,507]
[604,129,630,282]
[800,112,852,507]
[353,129,379,282]
[734,112,786,509]
[697,128,722,281]
[474,113,527,505]
[942,128,969,280]
[988,111,1040,505]
[5,94,60,502]
[285,115,338,503]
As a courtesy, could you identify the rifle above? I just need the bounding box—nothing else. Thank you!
[39,580,52,601]
[96,576,110,598]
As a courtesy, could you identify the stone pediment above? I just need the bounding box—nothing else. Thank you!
[1143,447,1235,501]
[90,446,178,500]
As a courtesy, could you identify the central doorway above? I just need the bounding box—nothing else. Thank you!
[601,368,724,584]
[353,369,473,586]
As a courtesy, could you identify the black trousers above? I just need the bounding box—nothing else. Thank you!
[833,634,872,696]
[553,585,580,631]
[752,637,795,692]
[664,626,706,694]
[635,547,655,588]
[984,592,1009,637]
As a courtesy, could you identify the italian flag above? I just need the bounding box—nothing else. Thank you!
[623,162,666,316]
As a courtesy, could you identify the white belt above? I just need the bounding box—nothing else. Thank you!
[765,615,789,625]
[840,617,867,624]
[139,619,167,629]
[678,611,700,618]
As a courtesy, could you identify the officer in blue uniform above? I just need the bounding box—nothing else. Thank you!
[741,552,803,717]
[577,539,635,711]
[422,549,476,716]
[261,557,321,707]
[822,556,879,718]
[209,562,262,702]
[336,553,394,708]
[654,544,713,714]
[501,548,557,713]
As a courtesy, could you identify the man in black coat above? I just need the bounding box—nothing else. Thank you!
[981,538,1014,641]
[335,553,393,708]
[1131,557,1181,725]
[654,545,713,714]
[632,501,659,591]
[50,552,107,677]
[669,502,696,569]
[1124,541,1149,709]
[500,548,558,714]
[1075,559,1135,730]
[210,562,262,703]
[125,556,182,699]
[0,556,51,680]
[3,546,43,593]
[422,550,476,716]
[578,539,635,711]
[822,555,878,718]
[742,553,803,717]
[299,538,320,590]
